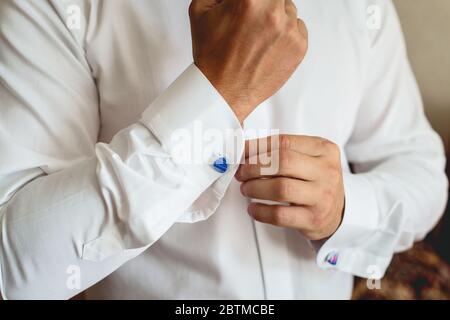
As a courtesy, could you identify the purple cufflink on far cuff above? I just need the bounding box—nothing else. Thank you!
[325,251,339,266]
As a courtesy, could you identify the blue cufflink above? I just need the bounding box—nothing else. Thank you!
[212,156,229,174]
[325,251,339,266]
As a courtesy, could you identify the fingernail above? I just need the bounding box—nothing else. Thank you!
[240,183,247,196]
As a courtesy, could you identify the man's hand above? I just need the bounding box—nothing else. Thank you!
[189,0,308,123]
[236,135,345,241]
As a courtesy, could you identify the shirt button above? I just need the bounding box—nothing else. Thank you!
[212,156,229,174]
[325,251,339,266]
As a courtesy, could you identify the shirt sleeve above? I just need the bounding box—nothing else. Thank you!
[0,1,243,299]
[315,0,448,278]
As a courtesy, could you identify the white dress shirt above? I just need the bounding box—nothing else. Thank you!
[0,0,447,300]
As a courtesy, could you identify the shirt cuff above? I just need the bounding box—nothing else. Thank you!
[142,64,243,166]
[315,172,392,279]
[82,64,244,261]
[141,64,244,222]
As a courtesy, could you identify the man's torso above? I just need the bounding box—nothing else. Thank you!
[57,0,372,299]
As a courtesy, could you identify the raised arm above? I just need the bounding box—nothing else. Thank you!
[0,0,245,299]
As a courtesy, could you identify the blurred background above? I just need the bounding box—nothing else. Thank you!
[353,0,450,300]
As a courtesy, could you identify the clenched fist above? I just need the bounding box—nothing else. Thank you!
[189,0,308,122]
[236,135,345,241]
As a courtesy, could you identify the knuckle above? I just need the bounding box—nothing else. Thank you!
[286,18,299,33]
[280,135,291,151]
[276,179,292,201]
[298,19,308,36]
[325,162,340,181]
[295,20,309,51]
[321,138,339,155]
[319,138,333,150]
[266,11,284,31]
[272,206,287,225]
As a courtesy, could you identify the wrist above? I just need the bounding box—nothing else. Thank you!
[195,62,254,123]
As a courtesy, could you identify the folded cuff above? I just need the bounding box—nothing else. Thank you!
[316,172,391,279]
[82,64,244,261]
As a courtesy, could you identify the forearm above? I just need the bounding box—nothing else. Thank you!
[0,122,188,299]
[354,138,448,245]
[0,65,244,299]
[0,157,141,299]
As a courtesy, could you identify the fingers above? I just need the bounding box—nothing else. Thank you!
[285,0,298,18]
[245,135,337,158]
[269,0,299,20]
[248,202,312,230]
[236,149,320,181]
[240,177,316,206]
[297,18,308,39]
[240,134,343,240]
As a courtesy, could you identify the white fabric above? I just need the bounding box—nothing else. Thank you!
[0,0,447,300]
